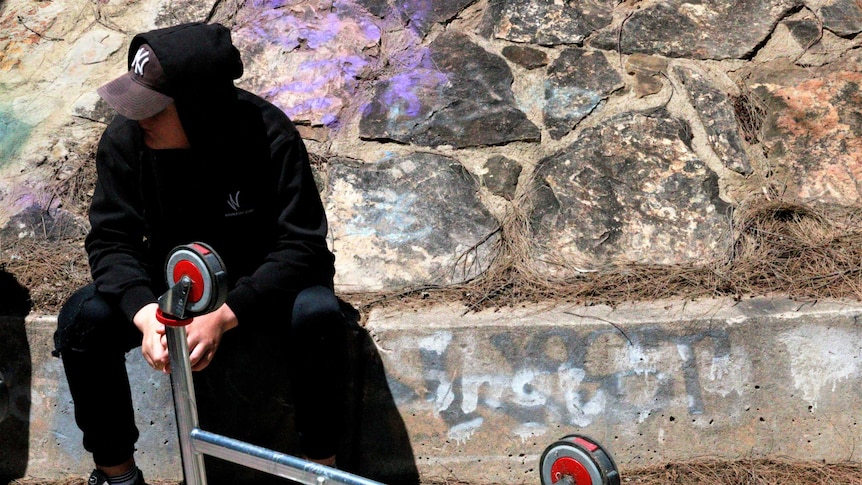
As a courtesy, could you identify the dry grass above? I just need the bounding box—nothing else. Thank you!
[0,140,95,315]
[723,197,862,299]
[347,193,862,313]
[9,459,862,485]
[621,458,862,484]
[0,236,88,313]
[6,479,180,485]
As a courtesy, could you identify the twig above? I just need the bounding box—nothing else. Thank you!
[17,16,64,41]
[617,10,635,70]
[563,311,634,346]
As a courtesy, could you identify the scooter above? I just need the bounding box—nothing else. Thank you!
[156,242,384,485]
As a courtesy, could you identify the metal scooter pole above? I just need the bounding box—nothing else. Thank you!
[158,274,208,485]
[158,243,387,485]
[165,323,208,485]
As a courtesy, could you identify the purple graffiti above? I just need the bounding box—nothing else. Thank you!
[377,50,448,119]
[236,0,387,126]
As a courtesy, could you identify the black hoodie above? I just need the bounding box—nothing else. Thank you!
[86,23,335,325]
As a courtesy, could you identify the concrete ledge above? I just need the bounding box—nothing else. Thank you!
[3,297,862,484]
[365,298,862,483]
[0,315,180,481]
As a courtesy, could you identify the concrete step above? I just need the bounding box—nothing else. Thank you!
[2,297,862,484]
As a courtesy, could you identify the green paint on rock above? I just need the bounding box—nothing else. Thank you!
[0,110,31,168]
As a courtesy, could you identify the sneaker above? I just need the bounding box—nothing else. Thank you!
[87,468,147,485]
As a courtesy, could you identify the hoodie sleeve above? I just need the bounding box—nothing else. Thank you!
[224,112,335,324]
[86,119,157,321]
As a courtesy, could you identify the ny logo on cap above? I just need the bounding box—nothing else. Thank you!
[132,46,151,77]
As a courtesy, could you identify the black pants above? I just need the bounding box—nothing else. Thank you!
[54,283,347,467]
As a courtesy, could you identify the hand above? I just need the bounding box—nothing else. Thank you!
[184,304,238,372]
[133,303,169,373]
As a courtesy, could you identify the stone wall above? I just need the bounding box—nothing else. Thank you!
[3,1,862,482]
[2,0,861,293]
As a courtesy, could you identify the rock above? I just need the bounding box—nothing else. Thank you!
[393,0,475,36]
[326,153,498,290]
[356,0,392,18]
[485,0,615,45]
[481,155,522,200]
[63,29,125,70]
[756,14,842,66]
[0,205,87,242]
[1,0,861,304]
[819,0,862,37]
[502,45,548,70]
[0,0,66,80]
[674,66,752,175]
[589,0,802,60]
[531,109,730,267]
[220,0,382,127]
[626,54,668,98]
[359,31,540,148]
[752,66,862,205]
[785,19,823,48]
[155,1,213,27]
[0,110,31,168]
[544,48,622,139]
[4,18,124,125]
[71,93,116,124]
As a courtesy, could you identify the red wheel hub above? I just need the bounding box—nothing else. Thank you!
[173,260,204,303]
[551,456,593,484]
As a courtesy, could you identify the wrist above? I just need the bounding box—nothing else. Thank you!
[133,302,159,332]
[220,304,238,331]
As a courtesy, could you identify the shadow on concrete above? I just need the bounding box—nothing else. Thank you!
[191,299,419,485]
[342,301,420,485]
[0,270,33,482]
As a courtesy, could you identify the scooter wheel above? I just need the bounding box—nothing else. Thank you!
[164,242,228,316]
[539,435,620,485]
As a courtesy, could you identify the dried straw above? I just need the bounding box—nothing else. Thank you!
[621,458,862,485]
[348,193,862,313]
[10,459,862,484]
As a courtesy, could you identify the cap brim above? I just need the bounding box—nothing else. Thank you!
[97,72,174,120]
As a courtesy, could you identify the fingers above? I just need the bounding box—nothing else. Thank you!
[142,330,170,373]
[142,345,170,373]
[188,343,204,367]
[142,352,156,370]
[188,337,217,370]
[190,350,214,372]
[136,305,171,374]
[147,319,223,374]
[186,321,221,372]
[188,336,215,371]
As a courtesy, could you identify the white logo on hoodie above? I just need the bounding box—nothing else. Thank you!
[227,191,241,211]
[226,191,254,217]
